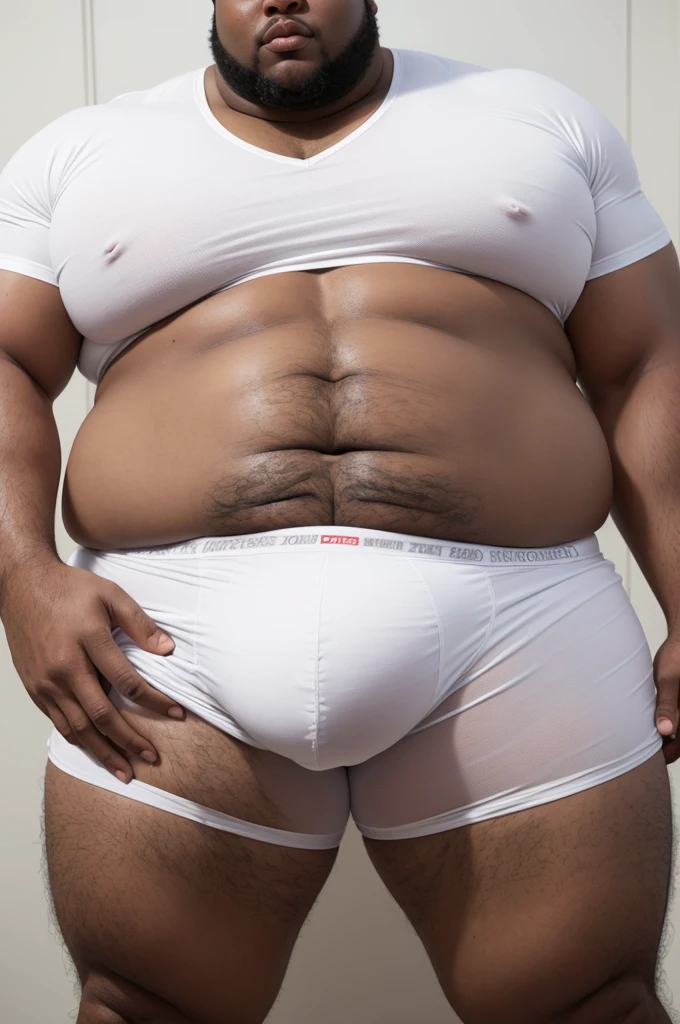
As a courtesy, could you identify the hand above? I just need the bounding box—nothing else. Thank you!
[1,557,185,783]
[653,631,680,765]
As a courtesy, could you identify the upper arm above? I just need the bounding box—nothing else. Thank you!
[0,270,81,400]
[0,115,82,399]
[566,242,680,407]
[553,75,677,405]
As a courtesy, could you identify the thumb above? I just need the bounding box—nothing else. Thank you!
[653,639,680,736]
[104,585,175,655]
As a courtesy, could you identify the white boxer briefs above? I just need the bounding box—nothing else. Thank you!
[47,526,662,848]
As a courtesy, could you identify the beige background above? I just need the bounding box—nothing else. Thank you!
[1,1,680,1020]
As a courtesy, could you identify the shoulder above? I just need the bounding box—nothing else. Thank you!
[0,66,200,210]
[446,64,626,173]
[12,66,199,146]
[394,48,487,88]
[403,53,609,126]
[0,105,98,195]
[2,67,200,171]
[4,104,97,155]
[103,66,200,111]
[454,64,605,122]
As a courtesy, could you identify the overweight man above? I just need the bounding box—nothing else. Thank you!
[1,2,679,1022]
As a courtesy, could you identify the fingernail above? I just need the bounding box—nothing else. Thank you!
[168,707,185,719]
[141,750,157,764]
[156,633,175,653]
[658,718,674,735]
[114,770,130,784]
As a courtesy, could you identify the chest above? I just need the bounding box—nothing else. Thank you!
[54,102,593,253]
[51,94,596,344]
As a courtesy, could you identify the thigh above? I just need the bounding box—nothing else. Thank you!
[43,709,344,1024]
[363,752,673,1024]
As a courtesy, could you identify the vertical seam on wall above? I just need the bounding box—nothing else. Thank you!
[81,0,97,106]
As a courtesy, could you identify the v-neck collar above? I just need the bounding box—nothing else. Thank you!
[194,48,403,167]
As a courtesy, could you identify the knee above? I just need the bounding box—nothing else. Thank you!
[559,974,667,1024]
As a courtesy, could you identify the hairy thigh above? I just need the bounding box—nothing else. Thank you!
[363,752,674,1024]
[43,708,345,1023]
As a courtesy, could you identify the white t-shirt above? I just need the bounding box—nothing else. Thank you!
[0,48,671,384]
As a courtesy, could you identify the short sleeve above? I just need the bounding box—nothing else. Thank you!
[578,103,671,280]
[0,123,60,286]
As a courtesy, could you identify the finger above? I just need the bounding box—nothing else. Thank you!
[48,695,135,784]
[46,701,80,746]
[661,731,680,766]
[654,671,679,736]
[83,628,185,720]
[101,587,176,657]
[68,672,161,765]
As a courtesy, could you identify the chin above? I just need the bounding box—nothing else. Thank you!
[268,60,318,81]
[267,54,318,69]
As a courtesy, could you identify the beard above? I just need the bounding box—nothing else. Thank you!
[209,1,380,111]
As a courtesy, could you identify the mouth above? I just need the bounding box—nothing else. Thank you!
[262,34,312,54]
[261,18,313,47]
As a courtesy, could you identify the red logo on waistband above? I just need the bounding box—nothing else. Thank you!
[321,535,360,546]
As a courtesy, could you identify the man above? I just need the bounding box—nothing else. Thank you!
[0,0,678,1020]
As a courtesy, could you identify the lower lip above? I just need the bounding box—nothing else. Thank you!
[263,35,311,53]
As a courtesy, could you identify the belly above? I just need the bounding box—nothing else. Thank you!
[63,265,614,549]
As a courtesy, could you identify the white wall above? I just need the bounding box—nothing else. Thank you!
[1,2,679,1021]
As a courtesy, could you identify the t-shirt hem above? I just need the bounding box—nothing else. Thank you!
[0,255,57,286]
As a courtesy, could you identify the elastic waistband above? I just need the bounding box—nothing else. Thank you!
[97,527,601,569]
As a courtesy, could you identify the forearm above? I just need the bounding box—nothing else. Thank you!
[0,356,62,601]
[594,362,680,630]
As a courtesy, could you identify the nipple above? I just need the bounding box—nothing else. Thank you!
[500,197,531,221]
[103,240,124,262]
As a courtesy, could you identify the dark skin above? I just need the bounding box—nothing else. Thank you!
[211,0,386,124]
[0,1,677,1020]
